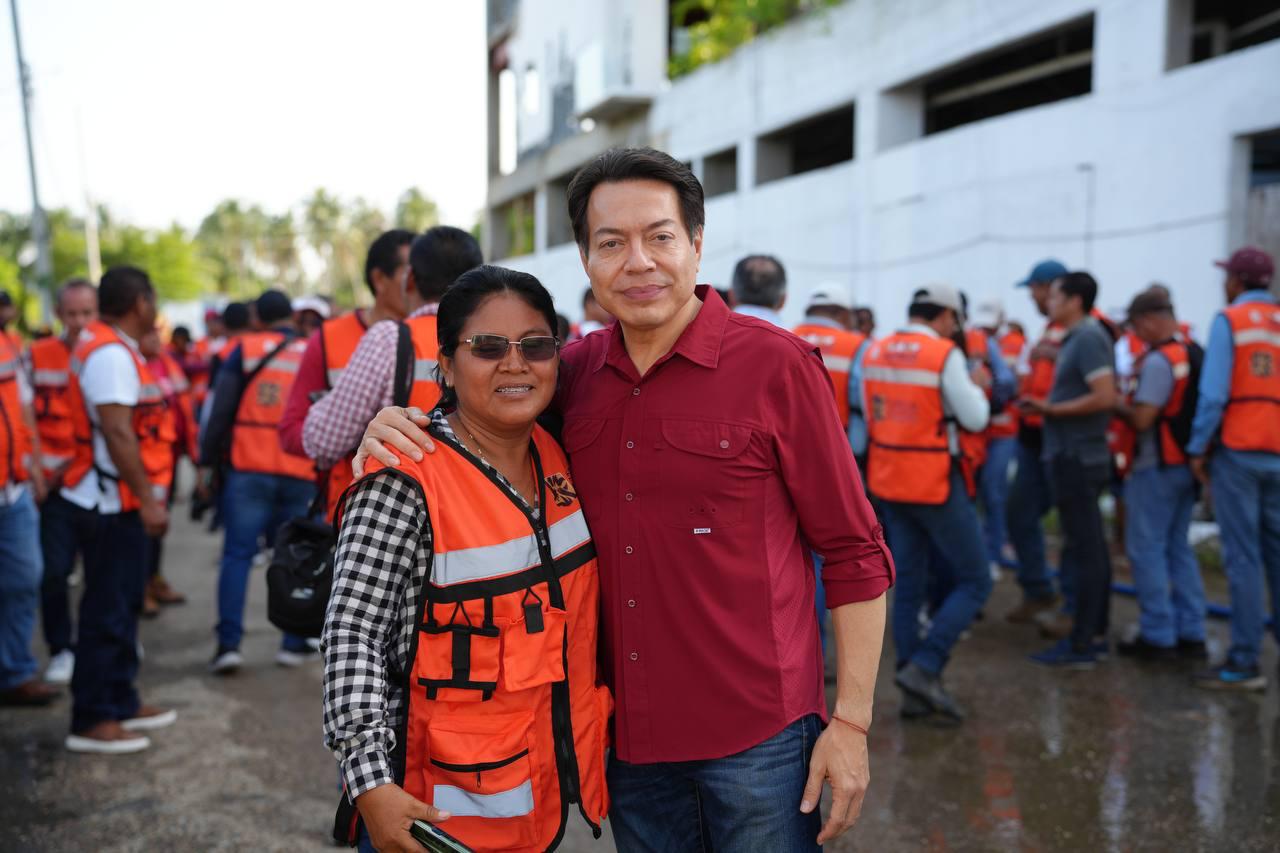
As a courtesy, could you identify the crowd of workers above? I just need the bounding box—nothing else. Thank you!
[0,149,1276,847]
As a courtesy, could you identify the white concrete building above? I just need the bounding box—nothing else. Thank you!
[483,0,1280,335]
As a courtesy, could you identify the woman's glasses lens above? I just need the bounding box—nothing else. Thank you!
[466,335,559,361]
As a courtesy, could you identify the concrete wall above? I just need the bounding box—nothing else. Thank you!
[490,0,1280,338]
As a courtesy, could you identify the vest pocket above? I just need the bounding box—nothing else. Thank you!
[426,709,539,846]
[500,604,567,692]
[417,605,502,702]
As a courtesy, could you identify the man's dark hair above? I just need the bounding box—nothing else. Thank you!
[566,147,705,253]
[98,266,154,317]
[731,255,787,308]
[255,289,293,325]
[409,226,484,302]
[907,290,946,322]
[1057,271,1098,313]
[222,301,250,332]
[56,277,95,307]
[171,326,192,344]
[364,229,415,293]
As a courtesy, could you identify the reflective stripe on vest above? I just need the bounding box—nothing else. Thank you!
[434,780,534,820]
[404,315,443,411]
[33,367,69,385]
[433,509,591,586]
[1222,302,1280,454]
[864,332,955,505]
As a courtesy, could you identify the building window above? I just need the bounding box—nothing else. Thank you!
[703,147,738,198]
[756,104,855,186]
[922,16,1094,136]
[1174,0,1280,67]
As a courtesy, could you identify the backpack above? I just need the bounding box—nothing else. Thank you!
[265,492,336,637]
[1163,340,1205,457]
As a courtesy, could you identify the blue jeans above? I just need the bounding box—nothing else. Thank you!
[71,510,147,732]
[608,715,823,853]
[978,436,1017,564]
[1210,450,1280,669]
[0,489,43,689]
[216,470,315,651]
[812,552,827,655]
[883,473,993,675]
[39,491,98,655]
[1125,465,1205,647]
[1006,441,1055,601]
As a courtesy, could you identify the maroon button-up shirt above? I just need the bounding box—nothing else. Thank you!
[557,286,893,764]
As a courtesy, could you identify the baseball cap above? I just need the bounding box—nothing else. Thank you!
[1214,246,1274,287]
[970,300,1003,330]
[911,284,964,316]
[806,284,853,312]
[1016,259,1068,288]
[292,295,331,319]
[1126,289,1174,322]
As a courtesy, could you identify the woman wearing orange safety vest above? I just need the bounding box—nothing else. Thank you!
[324,266,609,853]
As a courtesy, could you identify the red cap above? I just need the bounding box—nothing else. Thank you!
[204,308,220,321]
[1215,246,1274,286]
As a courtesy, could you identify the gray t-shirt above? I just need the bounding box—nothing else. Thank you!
[1130,351,1174,473]
[1042,317,1115,466]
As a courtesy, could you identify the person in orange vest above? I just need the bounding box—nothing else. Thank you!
[1005,259,1073,625]
[966,301,1018,569]
[32,278,98,686]
[279,230,415,522]
[198,290,317,674]
[323,266,609,853]
[0,290,22,352]
[1113,289,1206,662]
[60,266,177,753]
[188,308,225,415]
[301,227,482,521]
[1187,247,1280,691]
[863,285,990,723]
[853,305,876,340]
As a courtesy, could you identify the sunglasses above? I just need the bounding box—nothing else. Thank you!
[462,334,561,361]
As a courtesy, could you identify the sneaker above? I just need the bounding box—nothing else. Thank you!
[210,646,243,675]
[1193,663,1266,692]
[899,689,933,721]
[1177,639,1209,661]
[45,650,75,685]
[894,662,965,722]
[66,721,150,754]
[1030,639,1098,670]
[1116,636,1177,661]
[1005,595,1060,624]
[120,706,177,732]
[275,648,321,668]
[147,575,187,605]
[0,679,60,707]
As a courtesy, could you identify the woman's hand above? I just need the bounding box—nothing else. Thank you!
[352,407,436,477]
[356,783,451,853]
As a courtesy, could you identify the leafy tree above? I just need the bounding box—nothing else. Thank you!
[395,188,440,232]
[669,0,843,78]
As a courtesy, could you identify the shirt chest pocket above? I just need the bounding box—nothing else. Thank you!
[655,419,754,530]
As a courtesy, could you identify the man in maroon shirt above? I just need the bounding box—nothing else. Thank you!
[354,148,892,850]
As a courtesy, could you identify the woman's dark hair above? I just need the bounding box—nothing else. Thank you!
[565,147,704,254]
[435,265,559,409]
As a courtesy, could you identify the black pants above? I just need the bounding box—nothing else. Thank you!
[1049,454,1112,650]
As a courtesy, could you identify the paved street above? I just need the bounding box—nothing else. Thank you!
[2,484,1278,851]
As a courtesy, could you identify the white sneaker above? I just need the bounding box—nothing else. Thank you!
[210,648,244,674]
[121,708,178,732]
[275,648,321,668]
[45,650,75,685]
[66,732,150,754]
[305,637,322,652]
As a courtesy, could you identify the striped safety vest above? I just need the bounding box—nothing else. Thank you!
[0,331,31,487]
[989,330,1024,440]
[958,328,991,498]
[1131,339,1193,468]
[402,313,444,410]
[230,331,314,481]
[29,336,79,477]
[792,322,866,428]
[364,422,610,852]
[1222,300,1280,455]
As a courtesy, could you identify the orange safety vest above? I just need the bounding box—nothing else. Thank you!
[366,423,610,852]
[864,331,957,505]
[989,330,1023,440]
[29,336,77,478]
[64,321,175,510]
[151,350,199,460]
[1130,339,1193,468]
[1021,323,1067,430]
[0,332,31,487]
[958,329,991,498]
[1221,301,1280,455]
[319,311,368,521]
[792,322,866,427]
[402,313,444,410]
[230,331,315,481]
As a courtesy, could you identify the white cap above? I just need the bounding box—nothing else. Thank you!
[910,284,964,316]
[969,300,1004,330]
[292,295,330,319]
[806,284,853,312]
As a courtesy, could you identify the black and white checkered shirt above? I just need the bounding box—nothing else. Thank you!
[321,412,537,799]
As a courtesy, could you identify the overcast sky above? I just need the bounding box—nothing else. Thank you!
[0,0,486,232]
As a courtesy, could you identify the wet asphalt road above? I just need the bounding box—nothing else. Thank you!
[2,489,1278,852]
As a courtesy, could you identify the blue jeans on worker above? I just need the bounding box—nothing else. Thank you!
[0,488,43,690]
[608,714,823,853]
[71,509,147,732]
[1125,465,1205,647]
[1210,449,1280,670]
[39,490,98,655]
[216,470,315,652]
[979,435,1017,564]
[1007,441,1076,608]
[883,472,993,675]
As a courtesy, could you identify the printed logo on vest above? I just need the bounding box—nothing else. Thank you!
[545,473,577,507]
[1251,351,1273,378]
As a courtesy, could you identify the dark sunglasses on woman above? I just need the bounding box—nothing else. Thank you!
[462,334,560,361]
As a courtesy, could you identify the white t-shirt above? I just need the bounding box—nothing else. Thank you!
[61,329,143,514]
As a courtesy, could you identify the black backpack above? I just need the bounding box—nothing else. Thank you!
[265,492,336,637]
[1163,340,1205,457]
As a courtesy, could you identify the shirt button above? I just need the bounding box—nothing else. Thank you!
[626,440,635,449]
[629,652,639,661]
[719,439,730,449]
[625,545,634,554]
[625,492,634,501]
[632,387,640,396]
[628,599,636,608]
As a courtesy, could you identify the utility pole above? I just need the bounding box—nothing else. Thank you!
[9,0,54,325]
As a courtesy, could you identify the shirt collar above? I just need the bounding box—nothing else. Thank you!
[1232,290,1278,306]
[733,303,785,328]
[594,285,726,375]
[409,302,440,319]
[802,314,845,331]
